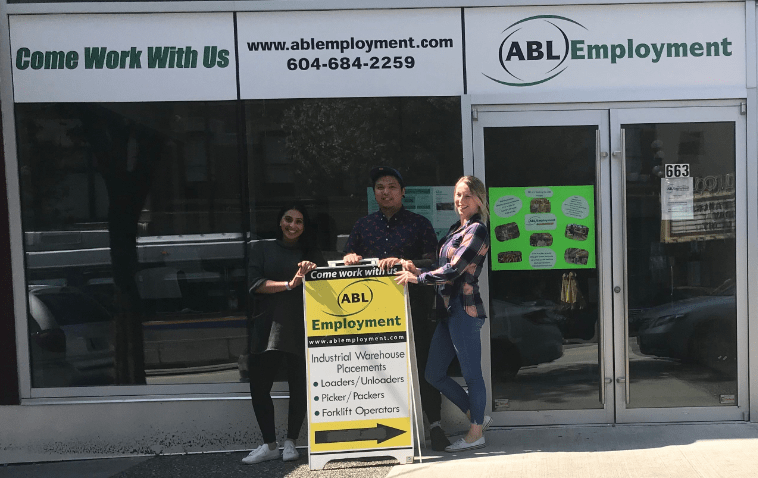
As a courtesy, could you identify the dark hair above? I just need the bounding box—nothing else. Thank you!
[275,202,318,260]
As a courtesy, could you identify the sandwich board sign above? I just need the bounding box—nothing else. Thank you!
[303,264,415,470]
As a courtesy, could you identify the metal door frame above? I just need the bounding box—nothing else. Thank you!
[610,105,749,423]
[473,108,615,426]
[472,101,749,425]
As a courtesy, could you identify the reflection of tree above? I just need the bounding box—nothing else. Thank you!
[280,97,461,197]
[80,106,163,385]
[17,105,81,230]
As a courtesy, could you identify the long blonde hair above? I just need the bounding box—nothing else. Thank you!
[456,176,489,223]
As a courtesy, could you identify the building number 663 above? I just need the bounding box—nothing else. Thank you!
[665,164,690,178]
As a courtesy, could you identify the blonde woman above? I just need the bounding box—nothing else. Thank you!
[396,176,491,452]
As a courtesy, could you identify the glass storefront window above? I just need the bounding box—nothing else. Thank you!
[17,101,245,387]
[16,96,464,389]
[244,97,463,256]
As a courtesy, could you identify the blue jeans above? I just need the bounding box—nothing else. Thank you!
[424,297,486,425]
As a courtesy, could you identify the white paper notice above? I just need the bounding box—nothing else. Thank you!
[661,177,694,220]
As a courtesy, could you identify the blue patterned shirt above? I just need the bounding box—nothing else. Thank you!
[344,207,437,261]
[417,214,490,319]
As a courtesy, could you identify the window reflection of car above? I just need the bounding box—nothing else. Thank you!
[636,280,736,376]
[28,285,115,387]
[628,286,712,337]
[490,298,564,380]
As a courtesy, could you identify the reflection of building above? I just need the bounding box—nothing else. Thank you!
[662,190,737,243]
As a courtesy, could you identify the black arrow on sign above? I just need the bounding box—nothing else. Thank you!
[315,423,406,445]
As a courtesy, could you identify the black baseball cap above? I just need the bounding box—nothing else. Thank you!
[370,166,405,188]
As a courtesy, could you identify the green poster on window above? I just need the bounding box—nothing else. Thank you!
[488,186,596,271]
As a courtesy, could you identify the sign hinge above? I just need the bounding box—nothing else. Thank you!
[740,102,747,115]
[472,108,478,121]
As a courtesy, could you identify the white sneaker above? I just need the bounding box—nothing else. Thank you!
[445,436,486,452]
[241,443,280,464]
[282,439,300,462]
[482,415,493,432]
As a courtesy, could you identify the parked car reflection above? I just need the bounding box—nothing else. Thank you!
[490,298,564,380]
[28,285,115,387]
[636,279,736,376]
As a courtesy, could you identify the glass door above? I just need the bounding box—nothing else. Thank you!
[473,109,615,425]
[473,105,748,426]
[611,106,748,422]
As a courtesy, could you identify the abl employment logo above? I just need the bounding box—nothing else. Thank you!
[484,14,734,88]
[485,15,586,87]
[326,279,382,318]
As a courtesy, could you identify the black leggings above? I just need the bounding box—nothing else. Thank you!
[248,350,307,444]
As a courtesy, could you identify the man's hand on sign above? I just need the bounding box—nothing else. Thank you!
[395,270,419,286]
[343,253,363,265]
[378,257,400,272]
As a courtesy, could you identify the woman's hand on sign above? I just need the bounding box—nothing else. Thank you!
[395,270,418,285]
[343,253,362,265]
[378,257,400,272]
[400,260,419,275]
[298,261,317,275]
[292,261,317,287]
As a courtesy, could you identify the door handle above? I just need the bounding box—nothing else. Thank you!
[616,377,626,383]
[612,151,622,158]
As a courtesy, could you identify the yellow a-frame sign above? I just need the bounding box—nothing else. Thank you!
[303,264,415,470]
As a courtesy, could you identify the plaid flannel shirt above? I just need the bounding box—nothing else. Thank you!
[417,214,490,319]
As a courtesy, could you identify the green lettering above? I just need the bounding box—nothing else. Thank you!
[587,44,608,60]
[667,43,687,58]
[147,46,171,68]
[651,43,665,63]
[65,51,79,69]
[15,47,30,70]
[84,47,107,69]
[571,40,585,60]
[44,51,65,69]
[689,42,704,57]
[611,44,625,64]
[722,38,732,56]
[217,49,229,68]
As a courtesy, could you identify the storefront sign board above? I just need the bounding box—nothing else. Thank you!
[237,9,464,99]
[489,186,596,271]
[303,265,415,470]
[9,14,237,103]
[465,3,745,96]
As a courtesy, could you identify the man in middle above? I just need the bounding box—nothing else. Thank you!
[343,166,450,451]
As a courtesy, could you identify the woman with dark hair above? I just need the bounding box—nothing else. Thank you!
[242,203,324,464]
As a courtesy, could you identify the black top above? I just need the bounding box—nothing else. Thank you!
[248,239,324,356]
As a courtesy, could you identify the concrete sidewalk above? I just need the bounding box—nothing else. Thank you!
[393,422,758,478]
[1,422,757,477]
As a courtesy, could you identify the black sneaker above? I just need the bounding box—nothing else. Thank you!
[430,426,451,451]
